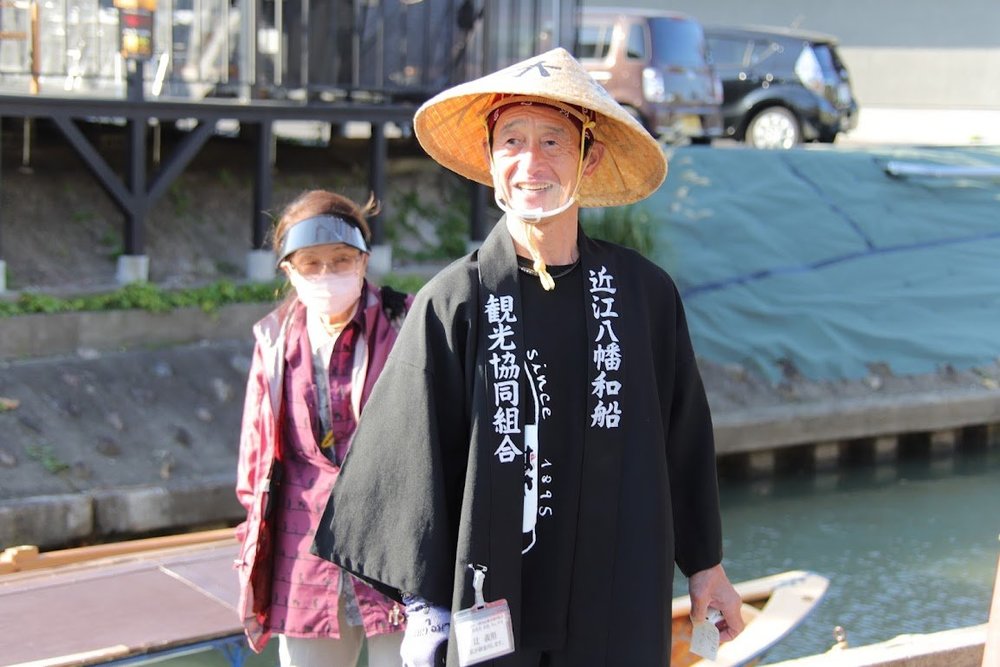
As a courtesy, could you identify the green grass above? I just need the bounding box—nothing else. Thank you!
[0,274,435,318]
[0,280,282,317]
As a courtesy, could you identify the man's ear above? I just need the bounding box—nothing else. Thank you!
[482,138,493,170]
[583,141,605,176]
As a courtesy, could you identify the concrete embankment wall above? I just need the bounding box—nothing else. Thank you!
[1,304,998,550]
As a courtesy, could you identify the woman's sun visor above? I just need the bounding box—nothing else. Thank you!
[277,215,370,265]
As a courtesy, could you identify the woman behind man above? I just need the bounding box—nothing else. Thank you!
[234,189,412,666]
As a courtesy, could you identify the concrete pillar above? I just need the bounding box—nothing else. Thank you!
[116,254,149,284]
[874,435,899,463]
[747,451,776,477]
[930,428,958,456]
[0,259,6,293]
[246,249,275,283]
[813,442,842,472]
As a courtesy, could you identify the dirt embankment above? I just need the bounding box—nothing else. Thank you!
[0,120,455,293]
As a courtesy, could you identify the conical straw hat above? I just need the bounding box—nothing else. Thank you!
[414,47,667,208]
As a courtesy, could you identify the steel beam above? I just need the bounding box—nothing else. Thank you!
[0,95,417,125]
[368,122,387,246]
[51,116,133,214]
[147,120,217,205]
[253,121,273,250]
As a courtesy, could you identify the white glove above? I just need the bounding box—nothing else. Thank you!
[400,594,451,667]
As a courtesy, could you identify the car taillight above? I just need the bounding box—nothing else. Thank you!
[642,67,667,103]
[794,45,825,94]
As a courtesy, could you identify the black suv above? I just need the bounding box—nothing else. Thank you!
[704,25,858,148]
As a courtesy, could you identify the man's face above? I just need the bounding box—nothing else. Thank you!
[488,104,590,216]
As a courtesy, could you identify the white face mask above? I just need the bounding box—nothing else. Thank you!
[287,269,363,317]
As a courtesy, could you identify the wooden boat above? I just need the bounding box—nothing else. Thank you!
[761,623,987,667]
[670,570,830,667]
[762,551,998,666]
[1,530,828,667]
[0,528,244,667]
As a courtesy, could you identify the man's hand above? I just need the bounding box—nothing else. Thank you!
[688,563,745,642]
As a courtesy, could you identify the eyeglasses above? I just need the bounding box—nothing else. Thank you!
[285,252,363,277]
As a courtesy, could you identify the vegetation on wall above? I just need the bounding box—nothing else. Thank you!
[580,204,656,257]
[0,281,281,317]
[0,274,434,318]
[0,195,657,318]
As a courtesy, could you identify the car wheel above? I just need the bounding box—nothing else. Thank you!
[745,107,801,149]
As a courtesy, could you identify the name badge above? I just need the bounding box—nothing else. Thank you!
[454,599,514,665]
[454,564,515,666]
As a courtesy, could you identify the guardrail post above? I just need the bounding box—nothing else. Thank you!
[29,0,39,94]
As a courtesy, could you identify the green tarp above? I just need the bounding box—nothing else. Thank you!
[642,144,1000,382]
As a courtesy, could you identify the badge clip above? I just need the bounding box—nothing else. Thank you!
[453,563,515,666]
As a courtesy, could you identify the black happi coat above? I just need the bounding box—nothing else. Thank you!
[313,219,723,666]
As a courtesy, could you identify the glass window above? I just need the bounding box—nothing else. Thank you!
[811,43,844,82]
[706,36,749,68]
[577,21,613,60]
[626,23,645,60]
[647,17,705,67]
[749,38,783,67]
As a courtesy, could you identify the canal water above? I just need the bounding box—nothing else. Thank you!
[159,443,999,666]
[701,442,1000,664]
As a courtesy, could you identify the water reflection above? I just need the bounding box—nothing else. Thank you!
[677,445,1000,663]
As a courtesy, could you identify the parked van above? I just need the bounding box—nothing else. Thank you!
[576,7,723,142]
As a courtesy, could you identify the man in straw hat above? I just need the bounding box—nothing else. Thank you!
[313,47,743,666]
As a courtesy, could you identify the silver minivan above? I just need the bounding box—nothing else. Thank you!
[576,7,724,142]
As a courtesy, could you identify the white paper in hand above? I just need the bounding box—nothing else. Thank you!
[690,609,722,661]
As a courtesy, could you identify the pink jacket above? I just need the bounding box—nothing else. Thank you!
[234,284,412,652]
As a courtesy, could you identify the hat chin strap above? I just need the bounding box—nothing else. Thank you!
[492,188,577,224]
[491,187,576,292]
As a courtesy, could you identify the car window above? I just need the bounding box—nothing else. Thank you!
[577,21,613,60]
[706,35,749,68]
[648,17,706,67]
[626,23,646,60]
[811,43,844,82]
[749,38,783,67]
[794,44,825,91]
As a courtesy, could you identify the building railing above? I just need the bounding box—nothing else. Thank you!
[0,0,578,103]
